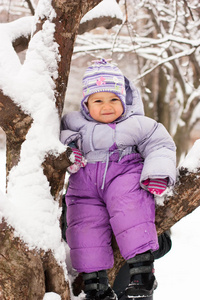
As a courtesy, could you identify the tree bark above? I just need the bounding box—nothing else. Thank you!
[0,1,102,299]
[0,219,69,300]
[0,220,45,300]
[0,90,32,176]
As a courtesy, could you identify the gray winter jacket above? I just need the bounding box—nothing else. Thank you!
[61,77,176,186]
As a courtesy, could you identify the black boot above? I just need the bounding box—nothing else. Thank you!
[83,270,117,300]
[125,251,157,298]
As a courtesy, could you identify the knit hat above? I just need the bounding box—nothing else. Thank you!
[81,59,126,115]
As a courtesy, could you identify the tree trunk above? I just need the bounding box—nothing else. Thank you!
[0,219,69,300]
[0,0,102,299]
[0,90,32,176]
[0,220,45,299]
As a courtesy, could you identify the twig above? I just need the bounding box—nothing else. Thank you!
[183,0,195,21]
[25,0,35,15]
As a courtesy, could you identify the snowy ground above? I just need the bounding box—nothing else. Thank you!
[0,148,199,300]
[154,207,200,300]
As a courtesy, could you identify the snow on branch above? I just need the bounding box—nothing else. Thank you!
[74,33,198,82]
[0,0,67,264]
[74,33,200,54]
[79,0,123,34]
[0,16,33,45]
[0,16,34,91]
[179,139,200,172]
[134,48,196,81]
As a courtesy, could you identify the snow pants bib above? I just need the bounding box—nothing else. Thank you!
[65,153,158,273]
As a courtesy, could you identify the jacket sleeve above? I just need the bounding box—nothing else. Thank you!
[136,117,176,186]
[60,113,81,146]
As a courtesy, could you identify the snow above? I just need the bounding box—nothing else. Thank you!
[0,0,200,299]
[43,292,61,300]
[179,139,200,171]
[154,206,200,300]
[80,0,123,24]
[0,0,68,278]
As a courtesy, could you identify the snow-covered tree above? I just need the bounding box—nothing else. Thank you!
[0,0,199,298]
[125,0,200,163]
[0,0,104,298]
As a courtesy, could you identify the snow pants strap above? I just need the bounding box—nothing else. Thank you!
[82,270,109,292]
[127,251,154,275]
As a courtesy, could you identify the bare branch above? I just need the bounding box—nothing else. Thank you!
[183,0,195,21]
[24,0,35,15]
[133,48,196,82]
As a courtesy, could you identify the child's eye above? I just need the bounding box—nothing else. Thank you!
[111,98,120,102]
[94,99,102,103]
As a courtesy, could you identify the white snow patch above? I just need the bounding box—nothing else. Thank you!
[154,206,200,300]
[35,0,56,23]
[43,292,61,300]
[180,139,200,171]
[81,0,123,24]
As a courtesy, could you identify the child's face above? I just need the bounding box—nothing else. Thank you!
[87,92,123,123]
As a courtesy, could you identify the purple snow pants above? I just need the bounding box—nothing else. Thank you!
[65,153,158,273]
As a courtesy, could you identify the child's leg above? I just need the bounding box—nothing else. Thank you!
[66,199,114,272]
[103,158,159,297]
[104,169,158,259]
[125,251,157,298]
[65,167,114,273]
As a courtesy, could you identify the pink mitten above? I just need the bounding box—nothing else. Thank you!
[67,148,87,174]
[143,178,168,195]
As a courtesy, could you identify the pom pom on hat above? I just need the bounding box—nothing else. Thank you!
[81,59,126,114]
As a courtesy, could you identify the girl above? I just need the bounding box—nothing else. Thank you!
[61,59,176,299]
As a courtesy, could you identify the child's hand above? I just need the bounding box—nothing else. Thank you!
[143,178,168,195]
[67,148,87,174]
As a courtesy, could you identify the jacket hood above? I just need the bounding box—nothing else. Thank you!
[80,76,144,123]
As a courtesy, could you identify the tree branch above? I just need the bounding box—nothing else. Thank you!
[13,35,31,53]
[0,89,32,144]
[24,0,35,15]
[5,1,122,54]
[155,168,200,235]
[183,0,195,21]
[42,148,72,201]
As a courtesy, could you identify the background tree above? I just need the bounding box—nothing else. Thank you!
[0,0,199,299]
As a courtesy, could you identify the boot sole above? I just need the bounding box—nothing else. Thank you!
[125,280,157,298]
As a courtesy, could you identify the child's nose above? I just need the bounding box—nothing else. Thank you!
[103,102,111,109]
